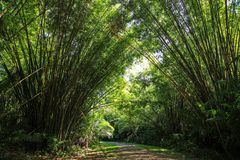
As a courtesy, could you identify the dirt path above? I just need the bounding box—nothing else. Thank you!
[83,142,179,160]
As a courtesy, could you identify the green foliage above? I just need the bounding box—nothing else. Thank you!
[2,130,47,152]
[127,0,240,157]
[76,109,115,147]
[91,141,120,153]
[0,0,240,159]
[46,136,80,157]
[104,66,184,144]
[0,0,136,144]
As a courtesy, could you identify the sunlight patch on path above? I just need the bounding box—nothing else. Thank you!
[83,142,179,160]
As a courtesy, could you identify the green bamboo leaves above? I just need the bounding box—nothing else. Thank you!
[147,0,239,104]
[0,0,132,140]
[136,0,240,155]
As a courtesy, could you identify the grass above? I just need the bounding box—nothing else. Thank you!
[95,141,193,159]
[135,143,227,160]
[91,141,120,153]
[84,141,120,159]
[135,143,194,159]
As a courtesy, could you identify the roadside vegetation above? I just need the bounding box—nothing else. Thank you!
[0,0,240,159]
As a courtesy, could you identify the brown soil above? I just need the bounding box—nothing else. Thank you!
[82,144,178,160]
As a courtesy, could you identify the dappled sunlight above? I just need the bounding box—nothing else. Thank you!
[0,0,239,159]
[84,142,179,160]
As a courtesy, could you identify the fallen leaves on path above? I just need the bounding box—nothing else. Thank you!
[83,144,178,160]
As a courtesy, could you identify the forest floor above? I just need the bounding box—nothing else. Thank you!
[82,141,194,160]
[0,141,199,160]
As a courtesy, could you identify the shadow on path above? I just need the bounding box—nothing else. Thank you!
[83,142,179,160]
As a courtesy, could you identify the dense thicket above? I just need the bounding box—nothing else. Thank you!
[104,0,240,158]
[140,0,240,156]
[0,0,134,145]
[0,0,240,159]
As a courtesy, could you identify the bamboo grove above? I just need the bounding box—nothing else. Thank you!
[134,0,240,156]
[0,0,133,140]
[0,0,240,158]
